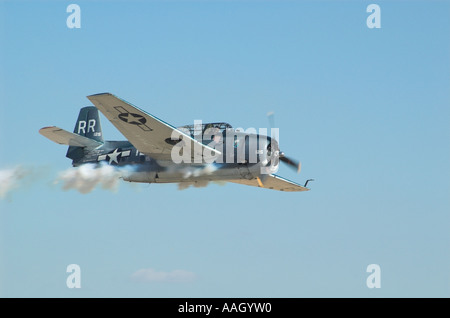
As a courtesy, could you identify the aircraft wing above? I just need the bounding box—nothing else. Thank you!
[87,93,221,161]
[227,174,310,192]
[39,126,102,148]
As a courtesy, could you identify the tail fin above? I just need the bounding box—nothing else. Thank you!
[66,106,104,160]
[72,106,103,142]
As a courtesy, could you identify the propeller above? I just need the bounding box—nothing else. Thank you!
[266,110,302,174]
[279,152,301,173]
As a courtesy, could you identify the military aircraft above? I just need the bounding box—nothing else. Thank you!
[39,93,311,192]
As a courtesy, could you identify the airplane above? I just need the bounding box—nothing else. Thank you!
[39,93,312,192]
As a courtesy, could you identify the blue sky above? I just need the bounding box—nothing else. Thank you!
[0,0,449,297]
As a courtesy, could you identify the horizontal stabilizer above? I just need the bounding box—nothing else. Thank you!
[228,174,310,192]
[39,126,103,148]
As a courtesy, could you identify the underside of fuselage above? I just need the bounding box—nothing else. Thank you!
[70,129,279,185]
[121,160,262,184]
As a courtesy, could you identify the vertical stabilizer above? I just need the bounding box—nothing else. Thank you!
[66,106,103,160]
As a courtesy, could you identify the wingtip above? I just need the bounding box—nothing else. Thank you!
[87,92,113,99]
[39,126,56,134]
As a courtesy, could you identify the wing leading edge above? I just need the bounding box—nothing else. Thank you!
[87,93,221,161]
[228,174,310,192]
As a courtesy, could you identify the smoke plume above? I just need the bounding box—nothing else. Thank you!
[0,166,27,199]
[176,164,218,190]
[0,162,224,198]
[54,163,131,194]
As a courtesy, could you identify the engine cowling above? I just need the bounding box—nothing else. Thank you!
[258,137,280,175]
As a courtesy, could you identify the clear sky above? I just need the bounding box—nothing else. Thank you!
[0,0,449,297]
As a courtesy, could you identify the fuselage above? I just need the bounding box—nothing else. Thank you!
[71,130,279,185]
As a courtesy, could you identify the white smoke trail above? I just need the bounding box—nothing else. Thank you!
[0,162,221,196]
[180,164,218,179]
[0,166,27,199]
[55,163,132,194]
[177,164,218,190]
[0,163,138,199]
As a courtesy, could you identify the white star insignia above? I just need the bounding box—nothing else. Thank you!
[107,148,121,164]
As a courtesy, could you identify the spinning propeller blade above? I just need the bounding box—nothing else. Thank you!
[266,110,301,174]
[279,152,301,173]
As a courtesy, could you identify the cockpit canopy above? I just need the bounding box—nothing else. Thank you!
[178,122,233,138]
